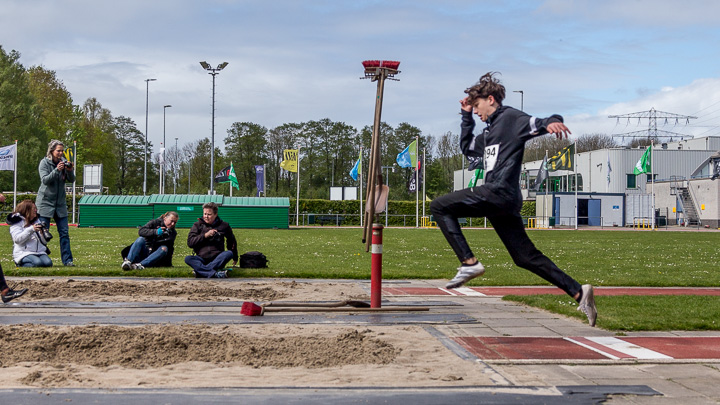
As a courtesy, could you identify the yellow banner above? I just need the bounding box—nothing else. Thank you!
[280,149,298,172]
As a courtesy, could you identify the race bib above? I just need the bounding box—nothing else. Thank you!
[484,144,499,173]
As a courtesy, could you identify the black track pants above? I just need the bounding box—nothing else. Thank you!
[430,188,582,298]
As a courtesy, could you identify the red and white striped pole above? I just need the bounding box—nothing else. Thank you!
[371,223,384,308]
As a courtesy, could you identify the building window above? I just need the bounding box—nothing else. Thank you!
[626,174,636,189]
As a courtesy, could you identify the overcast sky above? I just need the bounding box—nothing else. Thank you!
[2,0,720,153]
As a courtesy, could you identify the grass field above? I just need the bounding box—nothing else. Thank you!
[3,226,719,331]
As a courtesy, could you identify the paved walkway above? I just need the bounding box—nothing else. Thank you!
[2,278,720,404]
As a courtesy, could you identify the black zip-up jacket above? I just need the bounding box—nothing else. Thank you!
[187,216,238,262]
[461,105,562,212]
[120,217,178,266]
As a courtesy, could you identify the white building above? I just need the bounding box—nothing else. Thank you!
[453,136,720,228]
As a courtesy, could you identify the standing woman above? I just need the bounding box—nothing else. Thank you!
[7,200,53,267]
[36,140,75,266]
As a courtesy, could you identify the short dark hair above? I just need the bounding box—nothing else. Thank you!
[203,202,218,214]
[465,72,505,106]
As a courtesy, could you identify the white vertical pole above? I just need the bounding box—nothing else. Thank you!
[230,161,233,197]
[415,136,419,228]
[263,164,266,197]
[13,140,17,209]
[359,146,363,228]
[296,147,300,226]
[574,145,578,230]
[72,140,77,224]
[543,150,548,227]
[651,142,655,229]
[422,147,426,219]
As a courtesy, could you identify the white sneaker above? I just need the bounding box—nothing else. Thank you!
[131,263,145,270]
[121,259,132,271]
[446,262,485,289]
[577,284,597,327]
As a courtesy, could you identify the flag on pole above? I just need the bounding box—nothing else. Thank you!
[407,167,423,193]
[62,144,76,165]
[214,164,239,190]
[396,139,418,168]
[0,144,17,171]
[468,168,484,188]
[255,165,265,196]
[547,143,575,171]
[633,145,651,175]
[281,149,298,172]
[349,150,362,181]
[531,155,548,191]
[228,163,239,190]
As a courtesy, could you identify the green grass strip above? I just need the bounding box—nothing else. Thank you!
[504,294,720,331]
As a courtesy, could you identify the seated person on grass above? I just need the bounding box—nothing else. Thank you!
[185,202,238,278]
[121,211,179,270]
[7,200,53,267]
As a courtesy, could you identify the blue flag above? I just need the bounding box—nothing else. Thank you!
[396,139,418,168]
[255,165,265,196]
[349,150,362,181]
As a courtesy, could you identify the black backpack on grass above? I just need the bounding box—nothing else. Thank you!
[240,251,268,268]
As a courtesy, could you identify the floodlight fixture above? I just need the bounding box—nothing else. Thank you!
[199,61,229,193]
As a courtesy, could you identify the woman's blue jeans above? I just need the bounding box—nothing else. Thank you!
[127,237,168,267]
[18,254,53,267]
[38,215,73,265]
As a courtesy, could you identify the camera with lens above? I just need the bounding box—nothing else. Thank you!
[62,158,73,170]
[36,223,53,245]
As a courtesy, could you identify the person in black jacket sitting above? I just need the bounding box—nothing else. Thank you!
[121,211,179,270]
[185,202,238,278]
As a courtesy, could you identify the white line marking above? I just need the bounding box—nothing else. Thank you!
[454,287,486,296]
[587,337,673,360]
[565,337,620,360]
[438,288,459,296]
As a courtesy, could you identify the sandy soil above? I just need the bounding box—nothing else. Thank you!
[1,279,486,389]
[10,278,368,302]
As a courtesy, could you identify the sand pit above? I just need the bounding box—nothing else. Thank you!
[1,279,487,389]
[10,278,368,302]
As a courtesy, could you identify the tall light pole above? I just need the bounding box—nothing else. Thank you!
[199,61,228,194]
[174,137,178,194]
[143,78,156,195]
[513,90,524,111]
[162,104,172,194]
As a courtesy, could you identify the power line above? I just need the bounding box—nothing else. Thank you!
[608,107,696,142]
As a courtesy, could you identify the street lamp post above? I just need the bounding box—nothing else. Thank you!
[162,104,172,194]
[174,137,178,194]
[513,90,524,111]
[199,61,228,194]
[143,78,157,195]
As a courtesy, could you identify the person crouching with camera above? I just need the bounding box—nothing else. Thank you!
[7,200,53,267]
[37,139,75,266]
[121,211,179,270]
[185,202,237,278]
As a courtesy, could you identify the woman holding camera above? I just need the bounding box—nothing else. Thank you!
[37,140,75,266]
[121,211,179,270]
[7,200,53,267]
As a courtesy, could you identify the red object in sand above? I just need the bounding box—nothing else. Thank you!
[241,302,264,316]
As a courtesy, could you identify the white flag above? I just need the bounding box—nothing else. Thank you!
[159,147,166,164]
[0,144,16,171]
